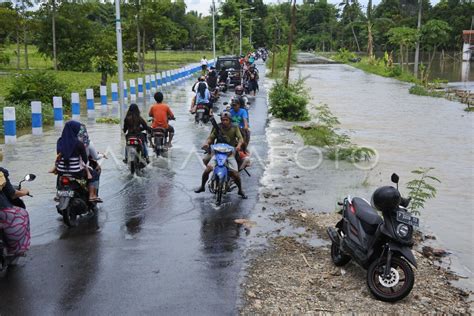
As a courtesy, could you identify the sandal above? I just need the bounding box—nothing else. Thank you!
[89,197,103,203]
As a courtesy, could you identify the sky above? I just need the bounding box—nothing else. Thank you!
[185,0,441,16]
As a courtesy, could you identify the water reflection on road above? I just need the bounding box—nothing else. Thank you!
[0,65,268,314]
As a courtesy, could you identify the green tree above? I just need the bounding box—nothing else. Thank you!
[0,3,18,66]
[387,26,417,69]
[420,19,451,82]
[339,0,364,52]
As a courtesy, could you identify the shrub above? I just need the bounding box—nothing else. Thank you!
[406,167,441,216]
[269,79,310,121]
[388,65,402,77]
[332,48,356,63]
[6,71,70,106]
[409,85,444,98]
[293,104,375,162]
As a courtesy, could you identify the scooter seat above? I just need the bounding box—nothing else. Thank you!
[352,197,382,232]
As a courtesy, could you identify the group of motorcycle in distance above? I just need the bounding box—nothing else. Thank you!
[1,49,423,303]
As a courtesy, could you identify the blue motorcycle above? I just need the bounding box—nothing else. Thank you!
[208,143,235,206]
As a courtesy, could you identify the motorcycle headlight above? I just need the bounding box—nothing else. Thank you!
[396,223,410,238]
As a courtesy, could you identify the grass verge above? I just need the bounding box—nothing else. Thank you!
[293,104,375,162]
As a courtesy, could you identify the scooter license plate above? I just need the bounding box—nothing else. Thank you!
[196,109,205,113]
[397,211,419,227]
[57,190,74,198]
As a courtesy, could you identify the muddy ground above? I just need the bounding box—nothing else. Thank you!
[241,209,471,314]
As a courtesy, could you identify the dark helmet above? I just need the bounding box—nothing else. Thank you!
[235,85,244,95]
[371,186,401,212]
[231,96,245,107]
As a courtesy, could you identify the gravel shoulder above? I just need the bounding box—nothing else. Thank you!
[239,77,473,314]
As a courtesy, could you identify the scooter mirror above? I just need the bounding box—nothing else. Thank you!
[223,102,229,105]
[391,173,399,184]
[24,174,36,182]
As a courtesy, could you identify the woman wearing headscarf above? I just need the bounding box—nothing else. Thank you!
[123,103,150,163]
[56,120,88,178]
[0,166,32,256]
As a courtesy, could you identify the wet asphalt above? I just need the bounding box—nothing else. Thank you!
[0,63,268,315]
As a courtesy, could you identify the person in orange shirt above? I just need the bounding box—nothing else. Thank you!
[149,92,175,147]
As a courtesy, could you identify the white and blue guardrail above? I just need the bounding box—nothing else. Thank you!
[2,60,215,144]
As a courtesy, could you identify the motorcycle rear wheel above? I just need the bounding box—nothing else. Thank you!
[63,205,79,227]
[154,137,162,156]
[367,256,415,302]
[331,241,351,266]
[216,181,224,206]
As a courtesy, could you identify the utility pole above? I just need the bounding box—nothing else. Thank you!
[285,0,296,87]
[414,0,422,79]
[115,0,125,127]
[239,7,254,56]
[52,0,57,71]
[212,0,216,60]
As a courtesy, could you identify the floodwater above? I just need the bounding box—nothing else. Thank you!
[0,64,268,314]
[375,51,474,83]
[288,53,473,290]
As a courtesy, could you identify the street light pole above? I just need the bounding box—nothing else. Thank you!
[212,0,216,60]
[239,7,254,56]
[239,9,243,56]
[115,0,124,127]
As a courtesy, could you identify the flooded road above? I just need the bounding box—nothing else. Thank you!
[0,64,268,314]
[289,54,473,289]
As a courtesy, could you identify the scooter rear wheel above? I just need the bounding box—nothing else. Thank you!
[63,205,78,227]
[367,256,415,302]
[331,241,351,266]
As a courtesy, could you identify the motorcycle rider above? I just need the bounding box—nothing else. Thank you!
[230,96,250,149]
[149,92,175,148]
[0,167,31,256]
[232,85,249,109]
[218,67,229,88]
[123,103,151,164]
[193,82,212,117]
[206,66,218,91]
[245,64,259,96]
[194,112,247,199]
[56,120,88,180]
[192,75,207,93]
[201,56,208,74]
[78,124,104,202]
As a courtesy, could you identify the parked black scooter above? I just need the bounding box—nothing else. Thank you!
[327,173,419,302]
[0,173,36,274]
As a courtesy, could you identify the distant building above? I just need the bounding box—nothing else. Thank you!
[462,30,474,61]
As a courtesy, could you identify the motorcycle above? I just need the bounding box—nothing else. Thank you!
[207,143,235,206]
[56,173,98,227]
[125,133,148,175]
[0,173,36,274]
[151,127,168,157]
[218,80,228,93]
[327,173,419,302]
[195,103,210,124]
